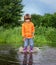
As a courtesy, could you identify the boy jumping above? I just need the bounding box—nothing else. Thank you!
[22,14,35,52]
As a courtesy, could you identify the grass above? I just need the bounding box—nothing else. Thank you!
[0,26,23,48]
[35,26,56,47]
[0,26,56,48]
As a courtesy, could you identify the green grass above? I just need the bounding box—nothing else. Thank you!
[35,26,56,47]
[0,26,23,48]
[0,26,56,48]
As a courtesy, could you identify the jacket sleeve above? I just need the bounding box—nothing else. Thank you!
[22,24,25,37]
[32,23,35,33]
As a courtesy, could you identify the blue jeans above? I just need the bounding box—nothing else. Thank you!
[24,38,34,50]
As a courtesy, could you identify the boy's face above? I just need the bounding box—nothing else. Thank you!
[25,19,30,23]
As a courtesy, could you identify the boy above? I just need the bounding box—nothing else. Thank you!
[22,14,35,52]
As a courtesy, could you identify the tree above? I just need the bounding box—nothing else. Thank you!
[0,0,23,28]
[41,13,52,27]
[52,13,56,28]
[31,14,42,27]
[41,13,56,28]
[31,13,56,28]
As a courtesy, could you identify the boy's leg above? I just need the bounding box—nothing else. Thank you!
[24,38,28,52]
[29,38,34,52]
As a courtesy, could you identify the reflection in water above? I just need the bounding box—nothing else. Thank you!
[28,53,33,65]
[0,45,56,65]
[23,52,27,65]
[18,46,56,65]
[0,45,19,65]
[18,52,33,65]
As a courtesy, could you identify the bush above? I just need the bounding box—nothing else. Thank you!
[34,35,47,47]
[0,27,23,48]
[46,28,56,47]
[35,26,56,47]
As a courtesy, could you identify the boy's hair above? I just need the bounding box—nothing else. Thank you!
[24,14,31,21]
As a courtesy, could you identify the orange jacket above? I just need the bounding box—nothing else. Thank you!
[22,22,35,38]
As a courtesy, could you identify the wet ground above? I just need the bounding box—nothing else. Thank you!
[18,46,56,65]
[0,46,56,65]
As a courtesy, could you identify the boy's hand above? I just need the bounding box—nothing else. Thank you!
[32,32,35,38]
[33,35,35,38]
[23,37,25,41]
